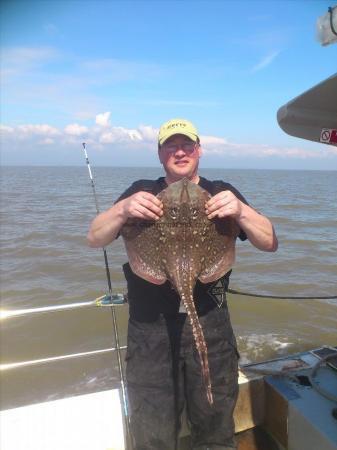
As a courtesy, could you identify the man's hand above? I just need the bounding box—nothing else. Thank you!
[206,190,278,252]
[87,191,163,248]
[205,190,242,220]
[122,191,163,221]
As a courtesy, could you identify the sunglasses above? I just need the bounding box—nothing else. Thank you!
[161,142,198,155]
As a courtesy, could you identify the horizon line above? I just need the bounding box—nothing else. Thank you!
[1,164,336,172]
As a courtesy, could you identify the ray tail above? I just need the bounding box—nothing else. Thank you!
[176,270,213,405]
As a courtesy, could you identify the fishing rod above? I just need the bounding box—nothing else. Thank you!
[82,143,132,450]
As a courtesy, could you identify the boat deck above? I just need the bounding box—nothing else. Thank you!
[1,347,337,450]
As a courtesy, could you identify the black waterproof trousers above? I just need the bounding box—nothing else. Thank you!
[125,306,239,450]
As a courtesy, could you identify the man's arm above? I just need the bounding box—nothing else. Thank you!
[205,191,278,252]
[87,191,163,248]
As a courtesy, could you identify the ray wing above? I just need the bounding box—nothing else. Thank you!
[197,217,239,283]
[121,220,167,284]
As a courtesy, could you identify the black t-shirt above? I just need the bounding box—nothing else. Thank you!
[117,176,248,322]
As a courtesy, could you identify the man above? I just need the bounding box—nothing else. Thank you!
[88,119,278,450]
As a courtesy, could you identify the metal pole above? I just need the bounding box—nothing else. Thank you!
[82,143,132,450]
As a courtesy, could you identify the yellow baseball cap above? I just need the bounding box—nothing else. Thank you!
[158,118,199,145]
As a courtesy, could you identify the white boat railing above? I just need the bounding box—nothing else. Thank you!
[0,294,128,372]
[0,293,126,320]
[0,346,127,371]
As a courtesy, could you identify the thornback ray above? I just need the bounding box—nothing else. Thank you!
[121,178,239,405]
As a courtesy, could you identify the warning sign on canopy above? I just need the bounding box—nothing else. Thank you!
[320,128,337,145]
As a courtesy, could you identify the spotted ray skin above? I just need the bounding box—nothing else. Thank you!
[121,178,239,404]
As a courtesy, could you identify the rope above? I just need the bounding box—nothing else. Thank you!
[309,353,337,403]
[244,353,337,403]
[227,288,337,300]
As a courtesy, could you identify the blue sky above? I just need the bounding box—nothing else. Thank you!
[1,0,336,169]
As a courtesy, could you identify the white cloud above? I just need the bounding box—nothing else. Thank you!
[99,131,116,144]
[1,116,336,165]
[0,115,158,151]
[251,51,280,73]
[0,125,14,134]
[64,124,89,136]
[138,125,158,141]
[17,124,60,136]
[201,135,228,146]
[99,127,142,144]
[41,138,55,145]
[202,138,332,159]
[1,46,58,65]
[129,130,143,141]
[95,112,111,127]
[326,145,337,156]
[1,46,59,82]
